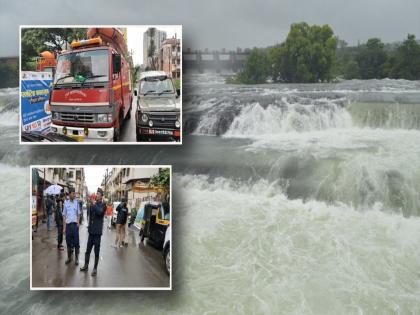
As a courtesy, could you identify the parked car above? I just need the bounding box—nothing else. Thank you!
[134,71,180,142]
[163,225,171,275]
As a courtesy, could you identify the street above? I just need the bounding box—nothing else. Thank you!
[31,209,169,288]
[119,96,137,142]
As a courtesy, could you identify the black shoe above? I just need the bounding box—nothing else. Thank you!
[80,265,88,272]
[75,250,79,266]
[65,249,73,264]
[91,269,97,276]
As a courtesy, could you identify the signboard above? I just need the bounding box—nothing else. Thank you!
[21,71,52,132]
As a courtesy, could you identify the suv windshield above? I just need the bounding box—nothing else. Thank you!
[54,49,109,85]
[140,77,175,95]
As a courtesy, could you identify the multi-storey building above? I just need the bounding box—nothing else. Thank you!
[143,28,167,69]
[159,37,181,79]
[103,167,160,210]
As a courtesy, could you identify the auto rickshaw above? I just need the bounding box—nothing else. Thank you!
[139,201,170,249]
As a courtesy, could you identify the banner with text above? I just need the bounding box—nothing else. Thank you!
[21,71,52,132]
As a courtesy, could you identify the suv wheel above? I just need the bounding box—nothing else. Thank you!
[113,111,124,141]
[164,246,170,275]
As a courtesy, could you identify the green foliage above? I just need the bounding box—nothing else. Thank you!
[150,168,170,194]
[174,78,181,90]
[276,23,337,83]
[0,59,18,88]
[235,48,268,84]
[21,28,87,71]
[234,23,337,84]
[389,34,420,80]
[342,59,360,80]
[356,38,387,79]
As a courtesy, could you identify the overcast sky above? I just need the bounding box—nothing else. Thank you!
[127,25,182,66]
[1,0,419,57]
[84,166,108,194]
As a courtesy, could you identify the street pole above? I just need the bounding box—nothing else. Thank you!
[42,168,46,222]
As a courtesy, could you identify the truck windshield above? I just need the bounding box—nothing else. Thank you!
[140,78,174,95]
[54,49,109,85]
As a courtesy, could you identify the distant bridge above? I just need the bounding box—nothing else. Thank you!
[183,49,250,73]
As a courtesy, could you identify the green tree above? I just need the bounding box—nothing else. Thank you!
[342,59,360,79]
[21,28,86,71]
[0,60,19,88]
[356,38,388,79]
[236,48,268,84]
[150,168,170,198]
[273,22,337,83]
[389,34,420,80]
[267,45,283,82]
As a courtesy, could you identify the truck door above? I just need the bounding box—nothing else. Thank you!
[121,59,130,116]
[112,52,124,122]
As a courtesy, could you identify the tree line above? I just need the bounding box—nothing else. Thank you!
[0,59,18,88]
[232,22,420,84]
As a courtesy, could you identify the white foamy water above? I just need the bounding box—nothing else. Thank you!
[225,101,352,136]
[0,111,19,126]
[2,171,420,314]
[1,78,420,314]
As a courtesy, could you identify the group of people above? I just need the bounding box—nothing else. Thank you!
[44,187,129,277]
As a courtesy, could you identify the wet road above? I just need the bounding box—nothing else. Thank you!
[119,96,137,142]
[31,211,169,288]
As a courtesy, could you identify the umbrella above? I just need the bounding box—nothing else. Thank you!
[44,184,63,195]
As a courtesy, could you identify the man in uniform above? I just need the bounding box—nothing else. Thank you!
[63,187,81,265]
[80,188,106,276]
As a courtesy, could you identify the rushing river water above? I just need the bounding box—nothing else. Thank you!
[1,75,420,314]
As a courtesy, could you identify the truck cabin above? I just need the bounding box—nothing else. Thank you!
[53,37,122,88]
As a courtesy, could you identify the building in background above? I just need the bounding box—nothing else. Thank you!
[34,167,86,198]
[31,167,87,229]
[143,28,167,70]
[102,167,160,210]
[159,37,181,79]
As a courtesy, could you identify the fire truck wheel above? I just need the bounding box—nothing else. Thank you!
[125,104,132,120]
[113,110,123,141]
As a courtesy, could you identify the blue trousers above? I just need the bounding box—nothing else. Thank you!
[47,214,53,230]
[65,223,80,250]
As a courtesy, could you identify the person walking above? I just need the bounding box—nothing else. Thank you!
[46,195,54,231]
[55,194,64,250]
[80,188,106,276]
[113,198,128,248]
[106,201,113,229]
[63,187,81,265]
[77,193,84,225]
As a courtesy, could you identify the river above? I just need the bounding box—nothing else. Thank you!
[1,75,420,314]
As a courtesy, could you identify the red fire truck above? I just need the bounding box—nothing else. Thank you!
[50,28,132,142]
